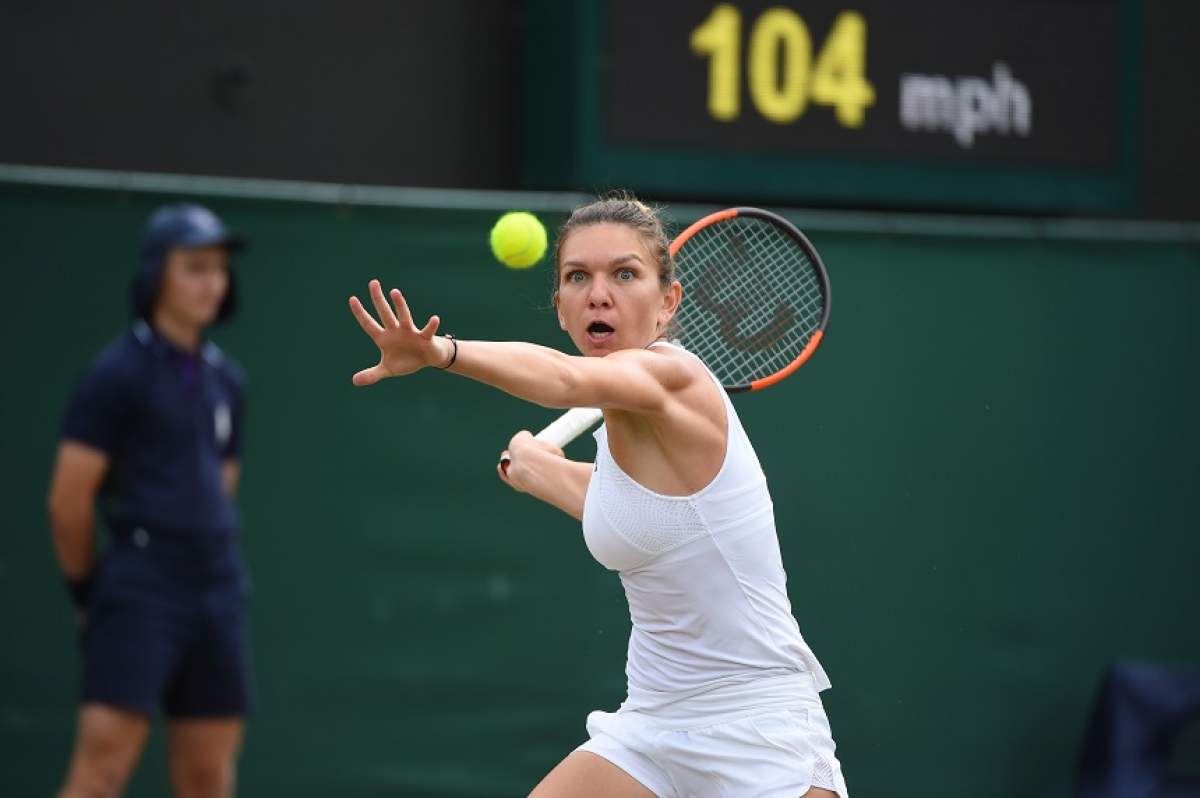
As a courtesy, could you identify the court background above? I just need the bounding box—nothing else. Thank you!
[1,1,1199,796]
[2,178,1197,796]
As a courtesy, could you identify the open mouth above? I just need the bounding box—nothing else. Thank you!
[586,321,615,343]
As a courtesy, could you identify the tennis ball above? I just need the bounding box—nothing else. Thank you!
[490,211,547,269]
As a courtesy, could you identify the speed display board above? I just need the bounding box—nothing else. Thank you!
[521,0,1139,213]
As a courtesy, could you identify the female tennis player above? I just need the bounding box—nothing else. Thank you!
[348,197,848,798]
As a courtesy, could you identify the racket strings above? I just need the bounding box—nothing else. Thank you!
[675,216,825,387]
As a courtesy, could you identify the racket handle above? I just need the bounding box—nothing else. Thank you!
[534,407,604,447]
[499,407,603,473]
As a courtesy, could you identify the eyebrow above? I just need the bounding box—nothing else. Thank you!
[561,253,645,269]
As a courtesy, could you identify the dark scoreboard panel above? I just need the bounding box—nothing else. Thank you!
[608,0,1118,166]
[521,0,1140,213]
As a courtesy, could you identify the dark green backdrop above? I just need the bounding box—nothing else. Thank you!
[1,182,1197,796]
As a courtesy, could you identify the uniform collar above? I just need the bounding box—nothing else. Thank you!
[133,319,221,366]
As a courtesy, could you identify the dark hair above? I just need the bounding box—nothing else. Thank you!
[553,192,676,292]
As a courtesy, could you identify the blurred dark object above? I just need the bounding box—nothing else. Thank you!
[1142,1,1200,221]
[0,0,515,189]
[1077,661,1200,798]
[210,61,251,114]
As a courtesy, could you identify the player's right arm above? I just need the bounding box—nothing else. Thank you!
[498,432,592,520]
[47,442,109,599]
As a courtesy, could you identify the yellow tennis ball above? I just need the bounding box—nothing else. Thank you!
[490,211,547,269]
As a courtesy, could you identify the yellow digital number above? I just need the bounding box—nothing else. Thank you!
[748,8,811,124]
[810,11,875,128]
[689,3,741,122]
[689,4,874,128]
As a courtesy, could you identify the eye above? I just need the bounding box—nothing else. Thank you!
[616,268,636,281]
[564,270,586,284]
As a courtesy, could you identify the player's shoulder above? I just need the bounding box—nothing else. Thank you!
[646,340,706,370]
[202,340,246,390]
[614,340,704,386]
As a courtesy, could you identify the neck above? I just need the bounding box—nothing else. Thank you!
[151,308,203,352]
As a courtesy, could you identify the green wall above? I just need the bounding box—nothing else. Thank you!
[1,182,1197,796]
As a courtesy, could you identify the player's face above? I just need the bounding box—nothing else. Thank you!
[555,223,680,356]
[157,246,230,329]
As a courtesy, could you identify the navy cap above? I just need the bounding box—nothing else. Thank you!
[132,203,247,323]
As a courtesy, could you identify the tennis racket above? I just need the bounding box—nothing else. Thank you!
[500,207,830,470]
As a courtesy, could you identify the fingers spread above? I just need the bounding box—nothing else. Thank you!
[348,296,384,336]
[369,280,400,328]
[420,315,440,338]
[390,288,416,329]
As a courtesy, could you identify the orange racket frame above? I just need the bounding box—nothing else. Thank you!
[669,206,831,392]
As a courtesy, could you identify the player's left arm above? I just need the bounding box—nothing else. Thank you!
[348,281,695,412]
[448,343,695,413]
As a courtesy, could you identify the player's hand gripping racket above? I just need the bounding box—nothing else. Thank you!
[499,207,831,472]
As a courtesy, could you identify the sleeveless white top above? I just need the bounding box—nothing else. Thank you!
[581,343,830,711]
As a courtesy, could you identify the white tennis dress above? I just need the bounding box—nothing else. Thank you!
[577,342,848,798]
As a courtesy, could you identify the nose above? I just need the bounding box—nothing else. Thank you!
[587,277,613,308]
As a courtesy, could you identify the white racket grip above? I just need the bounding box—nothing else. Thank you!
[498,407,602,473]
[533,407,603,448]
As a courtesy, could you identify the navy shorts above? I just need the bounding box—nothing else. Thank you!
[81,527,254,718]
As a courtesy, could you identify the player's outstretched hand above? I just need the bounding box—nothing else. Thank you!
[348,280,447,385]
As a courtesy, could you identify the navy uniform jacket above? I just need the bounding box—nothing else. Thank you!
[62,320,244,538]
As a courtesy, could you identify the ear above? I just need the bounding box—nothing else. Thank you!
[658,280,682,329]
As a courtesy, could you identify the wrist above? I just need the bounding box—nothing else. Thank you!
[435,334,458,370]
